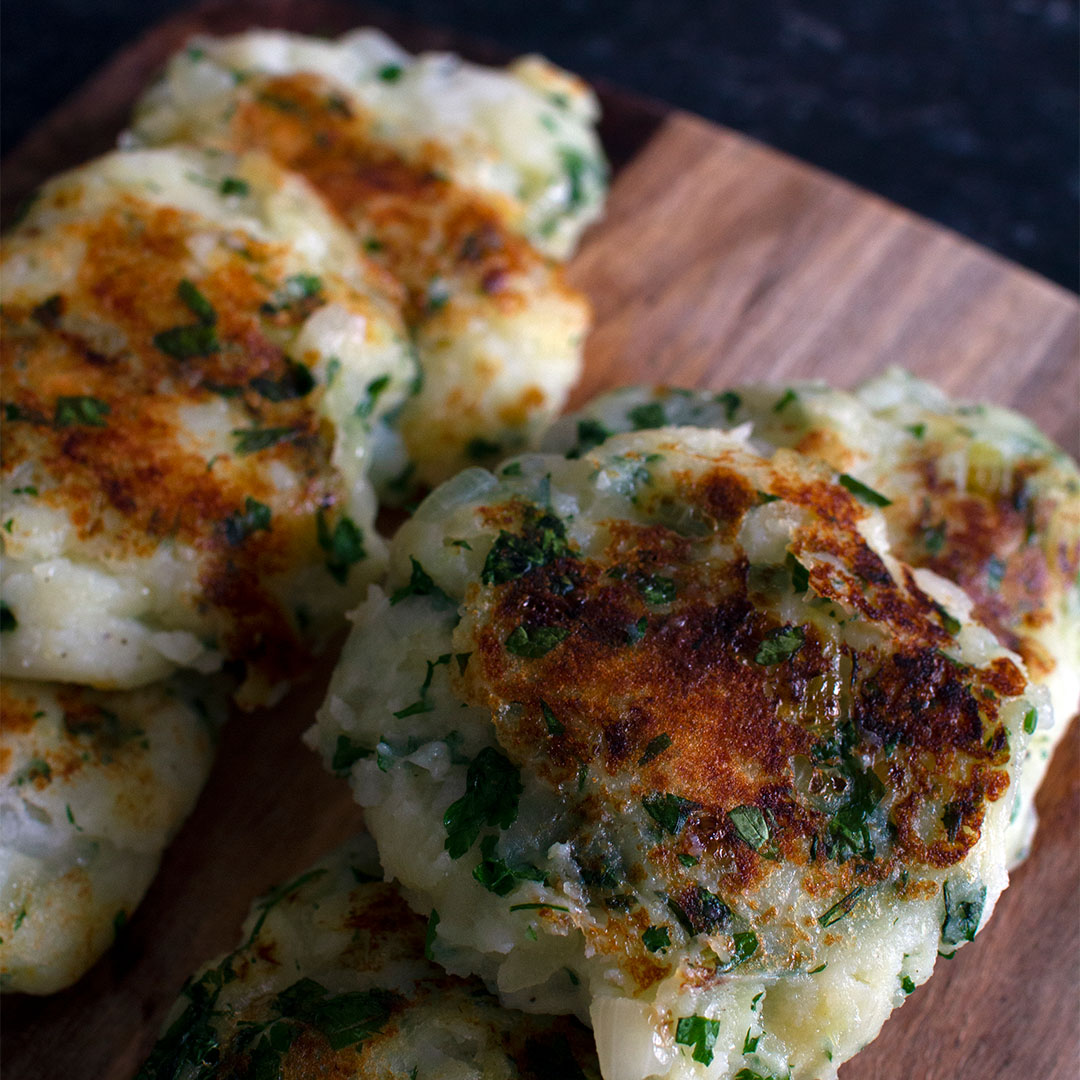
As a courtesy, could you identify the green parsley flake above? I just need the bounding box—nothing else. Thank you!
[378,63,403,81]
[541,701,565,735]
[473,835,546,896]
[742,1029,761,1054]
[642,925,671,953]
[177,279,216,325]
[728,805,770,851]
[482,506,571,585]
[54,396,110,428]
[569,418,611,458]
[772,388,798,413]
[222,497,271,546]
[218,176,250,197]
[1023,707,1038,735]
[838,473,892,507]
[316,510,365,583]
[330,735,372,773]
[940,878,986,947]
[638,733,673,765]
[231,426,299,455]
[754,625,805,665]
[642,792,699,835]
[675,1015,721,1066]
[505,624,569,658]
[424,910,440,960]
[628,401,667,430]
[716,930,758,973]
[355,374,391,420]
[389,557,454,607]
[818,885,865,927]
[443,747,523,858]
[901,974,916,994]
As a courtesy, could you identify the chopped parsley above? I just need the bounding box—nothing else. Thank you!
[772,387,798,413]
[218,176,249,197]
[177,279,216,325]
[568,417,611,458]
[636,573,676,605]
[677,853,699,867]
[933,602,961,636]
[509,902,569,912]
[260,273,323,314]
[788,554,810,594]
[922,521,947,555]
[54,396,110,428]
[716,930,758,972]
[249,360,315,402]
[838,473,892,507]
[506,624,569,658]
[628,401,667,430]
[754,625,805,666]
[940,878,986,947]
[642,792,699,835]
[473,835,546,896]
[642,925,671,953]
[638,733,673,765]
[0,602,16,632]
[905,423,927,439]
[443,747,523,858]
[466,436,502,459]
[824,758,885,862]
[154,279,219,358]
[675,1015,721,1066]
[389,557,454,607]
[541,701,565,735]
[231,425,299,455]
[716,390,741,422]
[222,497,271,546]
[331,735,372,773]
[1023,707,1038,735]
[378,63,403,81]
[12,486,38,496]
[502,462,523,477]
[316,510,365,583]
[818,885,865,927]
[728,805,771,852]
[742,1028,761,1054]
[355,374,392,420]
[625,615,649,644]
[901,974,916,994]
[559,147,596,210]
[424,910,439,960]
[481,505,572,584]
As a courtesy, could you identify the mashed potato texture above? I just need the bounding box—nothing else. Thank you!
[129,29,604,490]
[138,835,599,1079]
[313,429,1044,1080]
[0,677,225,994]
[545,372,1080,863]
[1,146,416,706]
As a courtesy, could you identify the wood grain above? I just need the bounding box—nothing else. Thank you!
[2,2,1077,1078]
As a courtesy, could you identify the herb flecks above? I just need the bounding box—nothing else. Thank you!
[443,747,523,858]
[482,505,572,585]
[222,497,271,546]
[675,1016,721,1066]
[316,510,365,583]
[754,625,805,666]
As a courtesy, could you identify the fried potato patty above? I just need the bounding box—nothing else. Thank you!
[1,147,416,706]
[545,371,1080,863]
[0,676,226,994]
[130,30,604,489]
[138,835,599,1080]
[312,429,1045,1080]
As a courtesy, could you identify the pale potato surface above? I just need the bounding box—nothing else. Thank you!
[0,677,226,994]
[313,430,1044,1080]
[138,835,599,1079]
[545,371,1080,863]
[1,146,416,706]
[129,29,602,491]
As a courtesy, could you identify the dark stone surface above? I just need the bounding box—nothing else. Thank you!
[3,0,1077,289]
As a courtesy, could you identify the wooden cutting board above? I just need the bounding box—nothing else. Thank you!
[3,2,1077,1078]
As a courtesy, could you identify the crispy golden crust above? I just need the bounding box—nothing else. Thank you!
[214,73,582,321]
[456,453,1018,986]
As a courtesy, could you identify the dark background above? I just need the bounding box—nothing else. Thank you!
[3,0,1077,290]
